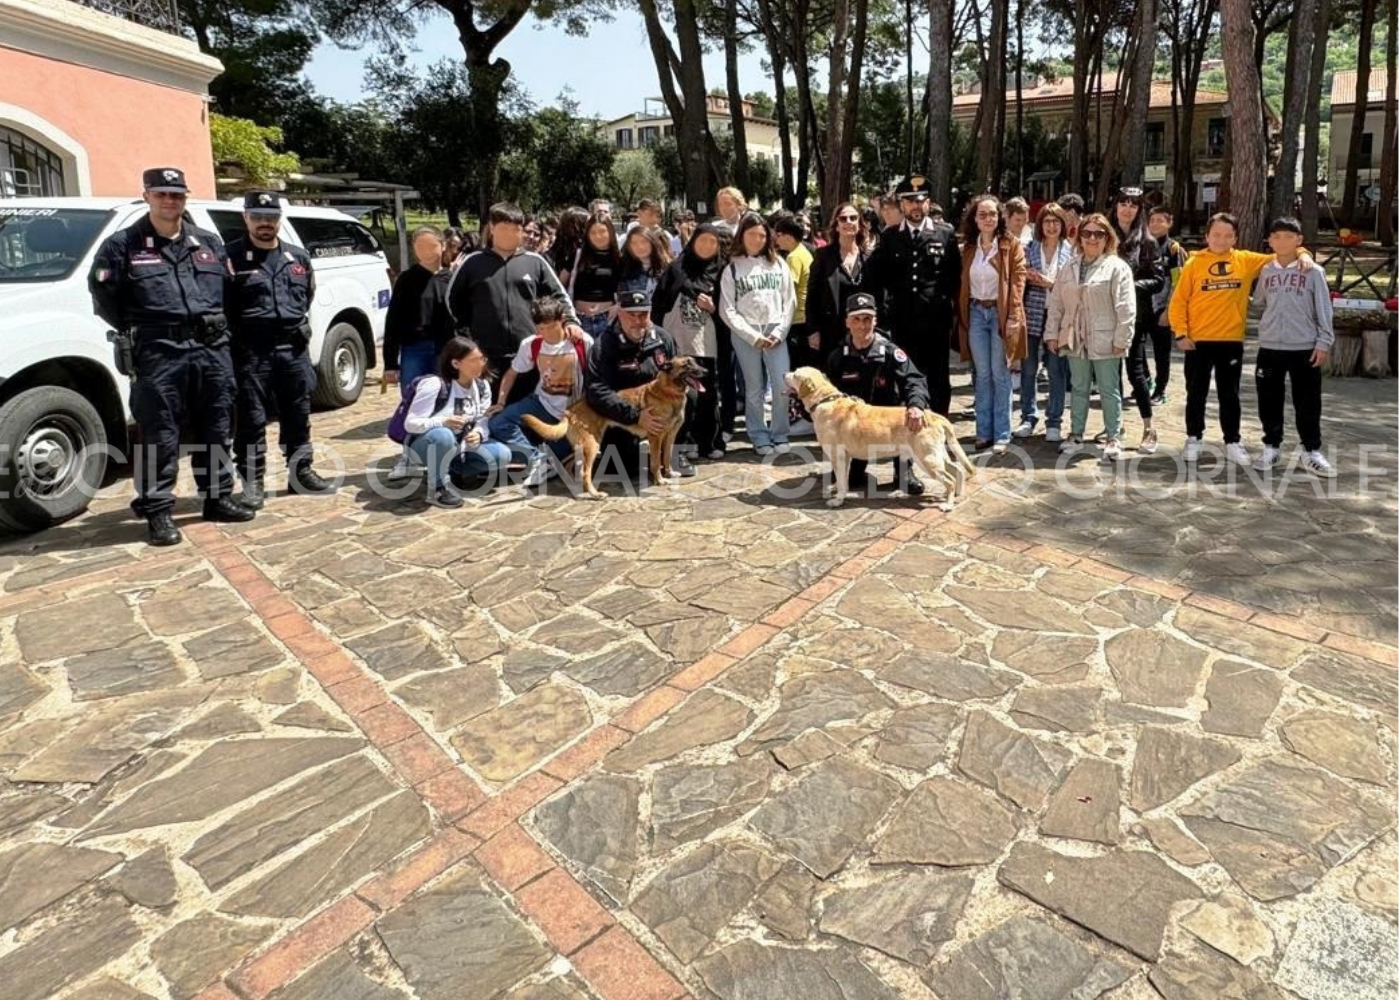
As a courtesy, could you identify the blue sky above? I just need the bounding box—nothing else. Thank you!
[304,9,773,122]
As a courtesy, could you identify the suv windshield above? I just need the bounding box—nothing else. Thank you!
[0,207,111,282]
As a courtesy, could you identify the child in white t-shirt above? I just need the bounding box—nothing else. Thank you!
[487,298,594,486]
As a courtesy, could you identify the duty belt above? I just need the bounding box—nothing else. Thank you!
[132,315,229,344]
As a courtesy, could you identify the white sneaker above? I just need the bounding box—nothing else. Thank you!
[1012,420,1035,439]
[774,443,792,455]
[788,419,815,436]
[722,432,734,444]
[1303,450,1336,477]
[1045,427,1063,443]
[754,445,774,457]
[389,458,423,480]
[521,454,551,487]
[1102,439,1122,461]
[707,449,726,460]
[1183,436,1202,463]
[1254,445,1281,471]
[1225,442,1251,466]
[1058,436,1082,455]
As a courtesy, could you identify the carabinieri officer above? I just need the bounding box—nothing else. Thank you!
[864,172,961,416]
[826,291,931,496]
[90,167,253,546]
[225,190,335,508]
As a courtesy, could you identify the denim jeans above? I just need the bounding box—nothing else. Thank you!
[576,311,612,339]
[407,426,510,490]
[1067,355,1123,440]
[1043,344,1070,430]
[731,336,790,447]
[1018,333,1042,426]
[968,303,1013,443]
[397,340,437,396]
[488,394,572,464]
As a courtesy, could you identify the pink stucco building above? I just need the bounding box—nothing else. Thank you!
[0,0,222,198]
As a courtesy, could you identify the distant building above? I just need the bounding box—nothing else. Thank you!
[0,0,222,197]
[602,94,788,206]
[951,70,1267,210]
[1329,68,1394,215]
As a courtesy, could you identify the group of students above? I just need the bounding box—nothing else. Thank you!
[966,188,1335,475]
[378,183,1338,507]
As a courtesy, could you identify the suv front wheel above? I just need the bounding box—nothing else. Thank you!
[0,386,108,532]
[313,321,367,408]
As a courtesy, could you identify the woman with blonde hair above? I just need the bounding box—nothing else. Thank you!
[957,194,1027,453]
[1044,213,1136,459]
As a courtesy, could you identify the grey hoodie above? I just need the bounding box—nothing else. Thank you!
[1253,259,1335,352]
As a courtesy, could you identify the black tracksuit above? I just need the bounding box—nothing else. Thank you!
[826,332,931,488]
[584,321,681,476]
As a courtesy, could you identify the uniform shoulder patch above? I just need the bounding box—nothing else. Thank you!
[893,348,909,363]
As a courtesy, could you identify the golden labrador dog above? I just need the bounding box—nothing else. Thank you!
[784,366,976,507]
[522,356,707,499]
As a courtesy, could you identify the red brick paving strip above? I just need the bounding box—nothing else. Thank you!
[457,772,563,840]
[357,829,479,911]
[227,895,377,1000]
[612,686,687,733]
[543,725,631,781]
[513,868,615,954]
[572,927,688,1000]
[475,825,556,891]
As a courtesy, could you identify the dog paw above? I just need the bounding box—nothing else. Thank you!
[937,500,955,513]
[825,497,845,508]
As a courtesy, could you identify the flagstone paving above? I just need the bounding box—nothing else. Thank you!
[0,362,1395,1000]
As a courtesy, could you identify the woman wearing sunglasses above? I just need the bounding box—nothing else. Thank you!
[1043,213,1136,460]
[806,202,874,360]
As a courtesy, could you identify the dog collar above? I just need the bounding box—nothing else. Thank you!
[808,390,847,409]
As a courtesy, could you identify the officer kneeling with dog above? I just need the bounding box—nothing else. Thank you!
[583,288,696,483]
[825,292,931,496]
[90,167,253,546]
[225,190,335,508]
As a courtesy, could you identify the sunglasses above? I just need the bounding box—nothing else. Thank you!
[1080,230,1108,240]
[837,214,860,222]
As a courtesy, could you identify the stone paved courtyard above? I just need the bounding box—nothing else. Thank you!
[0,355,1396,1000]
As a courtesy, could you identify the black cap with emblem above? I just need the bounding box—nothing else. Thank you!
[142,167,189,193]
[617,288,653,312]
[243,190,283,216]
[895,173,931,200]
[846,292,878,316]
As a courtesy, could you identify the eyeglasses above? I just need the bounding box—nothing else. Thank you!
[1080,230,1108,240]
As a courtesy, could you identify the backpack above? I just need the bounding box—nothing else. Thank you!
[530,336,588,368]
[385,375,451,444]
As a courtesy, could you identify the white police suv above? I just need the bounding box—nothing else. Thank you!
[0,197,392,531]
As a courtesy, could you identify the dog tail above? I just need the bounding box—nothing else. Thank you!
[521,414,570,441]
[947,433,977,477]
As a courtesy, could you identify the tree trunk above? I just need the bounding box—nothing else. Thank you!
[1271,0,1318,219]
[927,0,954,205]
[446,0,531,217]
[1300,0,1330,239]
[1220,0,1267,246]
[1378,0,1397,244]
[773,50,797,207]
[637,0,716,211]
[792,8,819,205]
[724,0,751,197]
[1342,0,1379,227]
[1094,30,1136,207]
[824,0,851,211]
[1015,0,1025,191]
[837,0,870,202]
[1121,0,1158,185]
[976,0,1007,192]
[1070,0,1092,192]
[1170,0,1218,232]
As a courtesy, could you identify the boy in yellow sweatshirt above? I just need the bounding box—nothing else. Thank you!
[1169,211,1314,465]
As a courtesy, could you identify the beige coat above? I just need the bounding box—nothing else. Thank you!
[1044,253,1137,360]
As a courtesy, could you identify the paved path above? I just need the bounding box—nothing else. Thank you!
[0,355,1395,1000]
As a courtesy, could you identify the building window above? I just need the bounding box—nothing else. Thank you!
[0,127,66,197]
[616,128,634,150]
[664,125,675,137]
[287,217,383,259]
[639,126,659,147]
[1360,132,1374,167]
[1145,122,1165,163]
[1206,118,1226,158]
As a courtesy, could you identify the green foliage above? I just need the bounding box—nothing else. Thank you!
[209,114,300,183]
[745,91,776,118]
[606,151,666,208]
[504,103,617,210]
[179,0,317,124]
